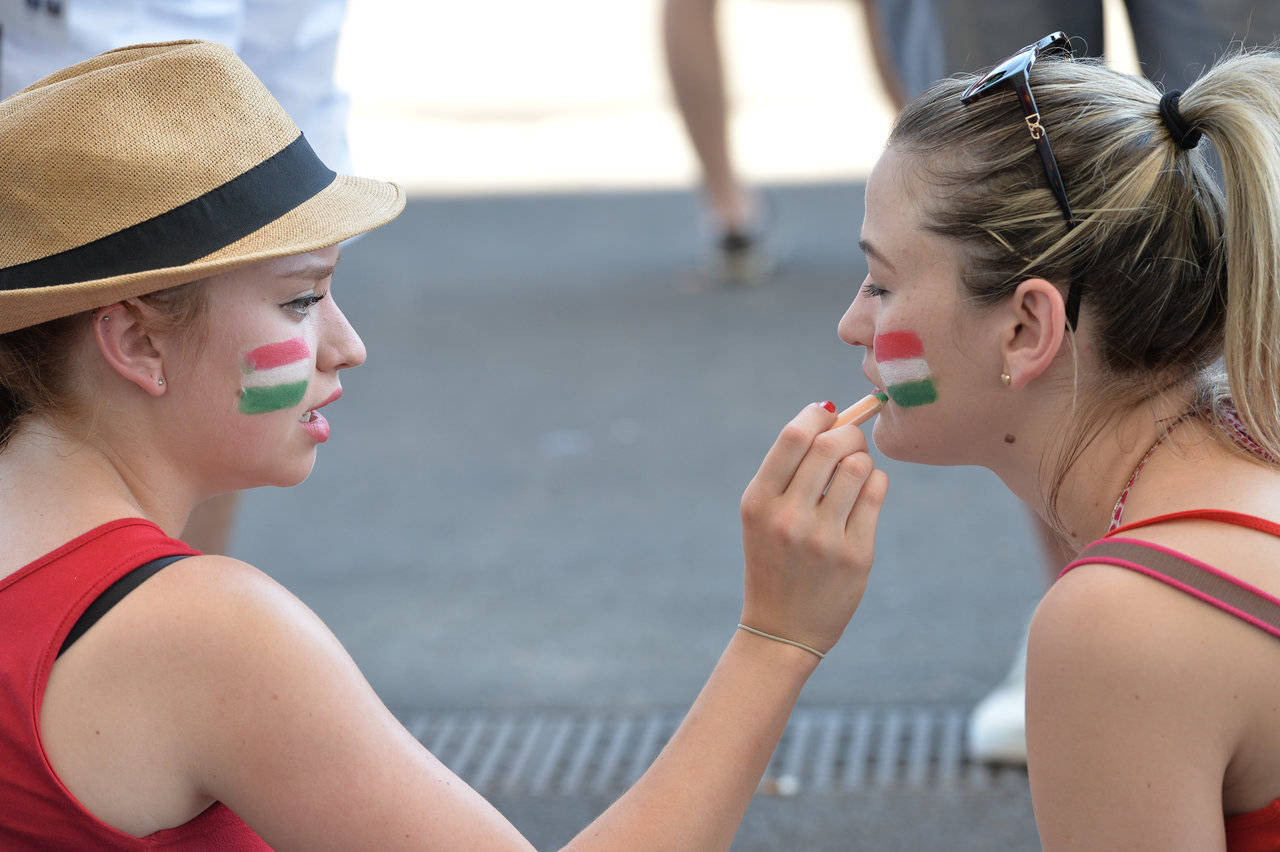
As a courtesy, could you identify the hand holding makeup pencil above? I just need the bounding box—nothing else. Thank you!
[738,396,890,657]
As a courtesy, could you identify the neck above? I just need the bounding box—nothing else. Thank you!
[987,385,1196,554]
[0,417,200,540]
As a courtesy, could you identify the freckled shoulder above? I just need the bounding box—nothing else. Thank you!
[1032,561,1249,706]
[104,558,531,848]
[1027,563,1242,847]
[40,553,342,835]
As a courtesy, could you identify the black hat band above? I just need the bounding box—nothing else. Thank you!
[0,133,335,292]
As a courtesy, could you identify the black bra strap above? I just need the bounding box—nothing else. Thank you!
[57,554,190,658]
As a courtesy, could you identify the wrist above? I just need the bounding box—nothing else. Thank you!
[729,625,823,677]
[736,622,826,660]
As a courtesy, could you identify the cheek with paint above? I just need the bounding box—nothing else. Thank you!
[874,331,938,408]
[239,337,311,414]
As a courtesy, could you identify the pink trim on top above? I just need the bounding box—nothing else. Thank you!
[1060,536,1280,642]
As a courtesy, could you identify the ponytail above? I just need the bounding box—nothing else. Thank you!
[1182,52,1280,461]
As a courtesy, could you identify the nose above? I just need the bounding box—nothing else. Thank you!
[316,297,366,372]
[838,278,876,348]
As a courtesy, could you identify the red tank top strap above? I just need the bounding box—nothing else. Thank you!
[1107,509,1280,540]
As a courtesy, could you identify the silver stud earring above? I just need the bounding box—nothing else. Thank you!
[157,377,165,386]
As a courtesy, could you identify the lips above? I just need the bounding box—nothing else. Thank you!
[312,388,342,412]
[298,387,341,443]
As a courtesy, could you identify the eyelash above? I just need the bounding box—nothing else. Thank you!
[283,293,326,317]
[860,281,887,298]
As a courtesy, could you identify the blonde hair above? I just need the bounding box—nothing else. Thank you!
[887,50,1280,530]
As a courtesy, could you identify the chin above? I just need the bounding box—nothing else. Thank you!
[870,409,966,466]
[272,454,318,488]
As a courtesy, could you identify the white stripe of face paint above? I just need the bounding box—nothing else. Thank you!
[877,357,932,386]
[241,360,311,389]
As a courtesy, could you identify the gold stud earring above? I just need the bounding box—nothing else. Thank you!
[1000,371,1012,386]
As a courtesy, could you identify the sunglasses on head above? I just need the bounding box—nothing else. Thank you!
[961,32,1081,329]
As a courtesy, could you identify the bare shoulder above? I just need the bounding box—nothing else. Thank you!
[127,553,339,663]
[1032,560,1210,679]
[1026,563,1237,850]
[48,554,534,849]
[40,554,343,836]
[1030,560,1247,737]
[69,553,344,701]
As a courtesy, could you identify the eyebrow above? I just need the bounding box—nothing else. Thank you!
[858,238,896,274]
[283,255,341,280]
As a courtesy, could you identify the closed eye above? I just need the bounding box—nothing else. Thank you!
[860,281,887,298]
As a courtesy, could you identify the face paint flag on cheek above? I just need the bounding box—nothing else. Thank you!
[240,337,311,414]
[875,331,938,407]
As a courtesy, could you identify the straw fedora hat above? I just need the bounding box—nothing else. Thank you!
[0,39,405,335]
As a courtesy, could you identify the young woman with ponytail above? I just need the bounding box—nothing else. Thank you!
[839,33,1280,848]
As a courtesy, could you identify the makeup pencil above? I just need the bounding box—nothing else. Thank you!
[832,391,889,428]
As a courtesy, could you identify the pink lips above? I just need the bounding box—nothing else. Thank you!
[299,387,342,444]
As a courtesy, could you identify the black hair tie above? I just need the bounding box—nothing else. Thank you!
[1159,90,1203,150]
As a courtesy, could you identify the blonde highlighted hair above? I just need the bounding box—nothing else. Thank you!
[888,49,1280,529]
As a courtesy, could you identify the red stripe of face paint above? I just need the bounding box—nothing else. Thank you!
[874,331,925,361]
[245,337,310,371]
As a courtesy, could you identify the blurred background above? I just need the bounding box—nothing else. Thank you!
[0,1,1147,848]
[338,0,1136,195]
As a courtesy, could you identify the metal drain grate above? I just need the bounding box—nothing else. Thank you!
[403,706,1026,796]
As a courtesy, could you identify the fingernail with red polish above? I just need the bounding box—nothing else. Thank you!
[821,401,836,413]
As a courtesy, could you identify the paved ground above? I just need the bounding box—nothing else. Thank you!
[231,180,1046,849]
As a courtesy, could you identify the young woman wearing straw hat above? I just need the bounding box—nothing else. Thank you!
[0,41,887,848]
[840,33,1280,848]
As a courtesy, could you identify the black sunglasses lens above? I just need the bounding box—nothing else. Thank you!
[962,51,1030,100]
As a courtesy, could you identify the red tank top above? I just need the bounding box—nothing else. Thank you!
[1063,510,1280,851]
[0,518,271,849]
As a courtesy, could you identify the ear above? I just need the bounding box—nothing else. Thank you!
[1000,278,1068,389]
[93,302,168,397]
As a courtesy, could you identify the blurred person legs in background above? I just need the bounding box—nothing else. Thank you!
[0,0,351,554]
[867,0,1280,764]
[661,0,906,287]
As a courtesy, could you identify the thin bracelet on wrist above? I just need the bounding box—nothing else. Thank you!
[736,623,825,659]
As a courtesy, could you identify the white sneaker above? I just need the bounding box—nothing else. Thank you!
[967,624,1029,765]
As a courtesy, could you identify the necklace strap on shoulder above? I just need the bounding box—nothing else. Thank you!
[1109,417,1189,532]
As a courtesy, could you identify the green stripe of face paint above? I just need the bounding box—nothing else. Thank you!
[239,381,308,414]
[886,379,937,408]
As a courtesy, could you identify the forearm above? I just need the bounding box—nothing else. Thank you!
[563,629,817,851]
